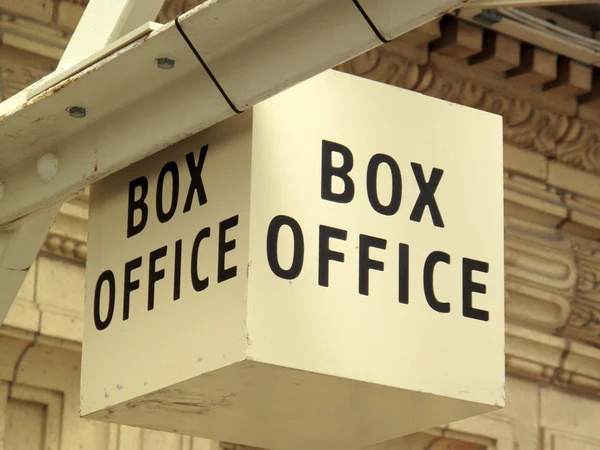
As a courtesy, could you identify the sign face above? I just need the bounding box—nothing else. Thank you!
[83,70,504,450]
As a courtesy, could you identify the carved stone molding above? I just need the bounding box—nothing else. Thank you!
[500,169,600,350]
[505,324,600,395]
[500,191,600,350]
[40,233,87,262]
[505,217,575,333]
[566,238,600,346]
[39,196,88,263]
[337,48,600,175]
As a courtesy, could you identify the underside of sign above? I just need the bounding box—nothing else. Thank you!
[82,71,504,450]
[91,363,495,450]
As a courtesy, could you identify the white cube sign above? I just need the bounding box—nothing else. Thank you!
[83,70,504,450]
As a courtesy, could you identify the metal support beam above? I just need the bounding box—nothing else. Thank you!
[0,206,61,323]
[0,0,166,324]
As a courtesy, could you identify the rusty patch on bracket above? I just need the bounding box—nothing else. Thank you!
[28,76,76,105]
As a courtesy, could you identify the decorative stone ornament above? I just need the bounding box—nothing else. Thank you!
[82,70,505,450]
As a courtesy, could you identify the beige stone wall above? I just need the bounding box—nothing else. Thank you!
[4,0,600,449]
[0,332,219,449]
[3,316,600,450]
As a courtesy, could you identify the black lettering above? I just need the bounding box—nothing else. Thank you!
[399,243,409,304]
[359,234,386,296]
[267,215,304,280]
[423,251,450,313]
[410,163,445,228]
[148,246,167,311]
[174,239,182,301]
[321,140,355,204]
[123,257,143,321]
[318,225,347,287]
[366,154,402,216]
[94,270,115,331]
[218,215,239,283]
[463,258,490,322]
[156,162,179,223]
[191,227,210,291]
[127,176,148,238]
[183,146,208,212]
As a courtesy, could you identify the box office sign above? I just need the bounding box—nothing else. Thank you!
[83,70,505,450]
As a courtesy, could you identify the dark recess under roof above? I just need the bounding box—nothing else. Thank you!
[545,4,600,30]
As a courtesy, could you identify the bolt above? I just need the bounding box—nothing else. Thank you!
[67,106,86,118]
[37,153,58,183]
[157,57,175,70]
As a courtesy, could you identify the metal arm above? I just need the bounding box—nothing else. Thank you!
[0,0,167,324]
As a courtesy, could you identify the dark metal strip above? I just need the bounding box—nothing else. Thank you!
[351,0,391,44]
[175,14,243,114]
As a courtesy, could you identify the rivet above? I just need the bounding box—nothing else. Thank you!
[67,106,86,118]
[157,57,175,69]
[0,181,4,202]
[37,153,58,183]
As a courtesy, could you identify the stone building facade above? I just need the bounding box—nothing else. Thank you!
[2,1,600,449]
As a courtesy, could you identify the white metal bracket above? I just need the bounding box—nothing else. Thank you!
[28,22,161,100]
[0,0,167,324]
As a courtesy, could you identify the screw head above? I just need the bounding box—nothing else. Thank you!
[67,106,86,118]
[157,57,175,70]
